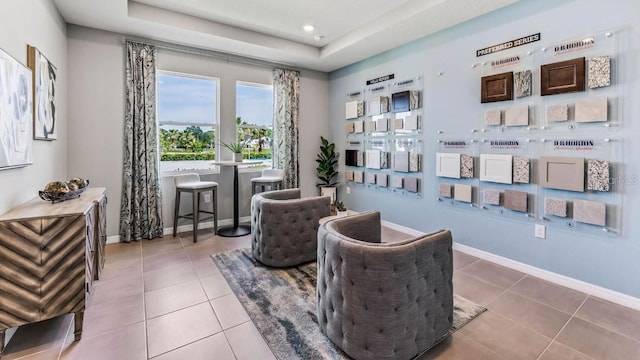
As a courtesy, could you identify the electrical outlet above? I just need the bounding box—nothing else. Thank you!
[346,187,351,194]
[204,194,211,203]
[535,224,546,239]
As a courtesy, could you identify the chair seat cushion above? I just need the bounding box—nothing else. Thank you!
[251,177,283,183]
[176,181,218,190]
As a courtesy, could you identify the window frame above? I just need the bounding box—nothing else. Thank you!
[157,70,221,176]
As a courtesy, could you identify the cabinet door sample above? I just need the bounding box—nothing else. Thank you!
[345,101,360,119]
[367,97,382,116]
[539,156,585,192]
[345,150,358,166]
[540,57,585,96]
[435,152,461,178]
[391,91,410,112]
[393,152,410,172]
[454,184,472,203]
[403,114,419,130]
[480,154,513,184]
[366,150,381,169]
[481,72,514,103]
[573,199,606,226]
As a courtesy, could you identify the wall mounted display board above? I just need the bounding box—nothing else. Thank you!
[539,31,618,131]
[538,156,585,192]
[540,57,585,96]
[0,47,33,169]
[481,72,513,103]
[537,136,620,236]
[435,139,479,210]
[480,154,513,184]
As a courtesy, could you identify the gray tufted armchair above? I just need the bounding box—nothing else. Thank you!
[317,211,453,360]
[251,188,331,267]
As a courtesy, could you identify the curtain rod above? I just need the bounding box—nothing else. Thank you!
[124,36,299,71]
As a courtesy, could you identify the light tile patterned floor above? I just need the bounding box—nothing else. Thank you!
[2,228,640,359]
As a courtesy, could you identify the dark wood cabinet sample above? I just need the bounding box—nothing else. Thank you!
[0,188,107,353]
[540,57,585,96]
[481,72,513,103]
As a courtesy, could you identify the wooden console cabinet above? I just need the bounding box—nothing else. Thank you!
[0,188,107,353]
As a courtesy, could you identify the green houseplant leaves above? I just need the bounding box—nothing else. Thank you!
[316,136,338,187]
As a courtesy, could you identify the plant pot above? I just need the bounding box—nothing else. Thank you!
[320,186,336,204]
[336,210,348,217]
[233,153,243,162]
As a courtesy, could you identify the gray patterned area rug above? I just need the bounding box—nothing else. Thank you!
[211,249,486,360]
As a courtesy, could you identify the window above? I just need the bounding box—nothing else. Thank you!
[236,81,273,166]
[157,71,219,173]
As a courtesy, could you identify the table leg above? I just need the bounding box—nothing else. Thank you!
[74,310,84,341]
[217,164,251,237]
[233,164,239,228]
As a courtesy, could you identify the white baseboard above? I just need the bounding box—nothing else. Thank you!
[381,220,425,237]
[453,242,640,311]
[106,216,251,244]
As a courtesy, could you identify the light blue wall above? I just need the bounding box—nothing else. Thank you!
[329,0,640,297]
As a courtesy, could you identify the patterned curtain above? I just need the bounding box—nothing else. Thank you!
[119,41,163,242]
[272,68,300,188]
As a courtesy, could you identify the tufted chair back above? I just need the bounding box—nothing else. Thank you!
[317,211,453,360]
[251,188,331,267]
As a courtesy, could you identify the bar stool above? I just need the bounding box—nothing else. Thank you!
[251,169,285,195]
[173,173,218,242]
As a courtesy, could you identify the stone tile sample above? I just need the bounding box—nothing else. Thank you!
[546,104,569,122]
[345,101,359,119]
[375,116,388,131]
[439,183,452,198]
[392,176,403,189]
[505,105,529,126]
[575,97,608,122]
[366,172,377,184]
[356,150,364,167]
[410,90,421,109]
[345,170,354,182]
[380,151,389,169]
[573,199,606,226]
[587,159,610,192]
[483,188,501,205]
[376,174,388,187]
[366,120,376,132]
[513,157,530,183]
[588,55,611,89]
[393,152,410,172]
[404,177,419,193]
[345,122,355,133]
[403,114,419,130]
[485,109,502,126]
[514,70,532,98]
[394,117,404,130]
[436,152,461,178]
[357,101,364,117]
[504,190,527,212]
[380,96,390,113]
[454,184,473,203]
[544,198,567,217]
[460,155,474,178]
[365,150,381,169]
[353,170,364,183]
[409,153,420,172]
[539,156,585,192]
[353,120,364,133]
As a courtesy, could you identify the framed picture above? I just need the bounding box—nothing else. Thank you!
[479,154,513,184]
[27,45,57,140]
[0,47,33,169]
[538,156,585,192]
[540,57,585,96]
[435,152,461,178]
[480,72,513,103]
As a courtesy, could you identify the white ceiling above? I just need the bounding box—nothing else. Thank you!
[53,0,520,72]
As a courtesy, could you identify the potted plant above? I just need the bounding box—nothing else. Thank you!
[335,201,348,217]
[221,140,246,162]
[316,136,339,204]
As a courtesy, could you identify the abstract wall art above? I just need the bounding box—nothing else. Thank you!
[0,47,33,169]
[27,45,56,140]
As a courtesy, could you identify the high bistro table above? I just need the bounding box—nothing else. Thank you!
[212,160,263,237]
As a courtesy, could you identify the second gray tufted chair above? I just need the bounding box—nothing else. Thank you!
[251,188,331,267]
[317,211,454,360]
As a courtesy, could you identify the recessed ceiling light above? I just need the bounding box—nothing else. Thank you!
[303,24,315,32]
[314,35,325,42]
